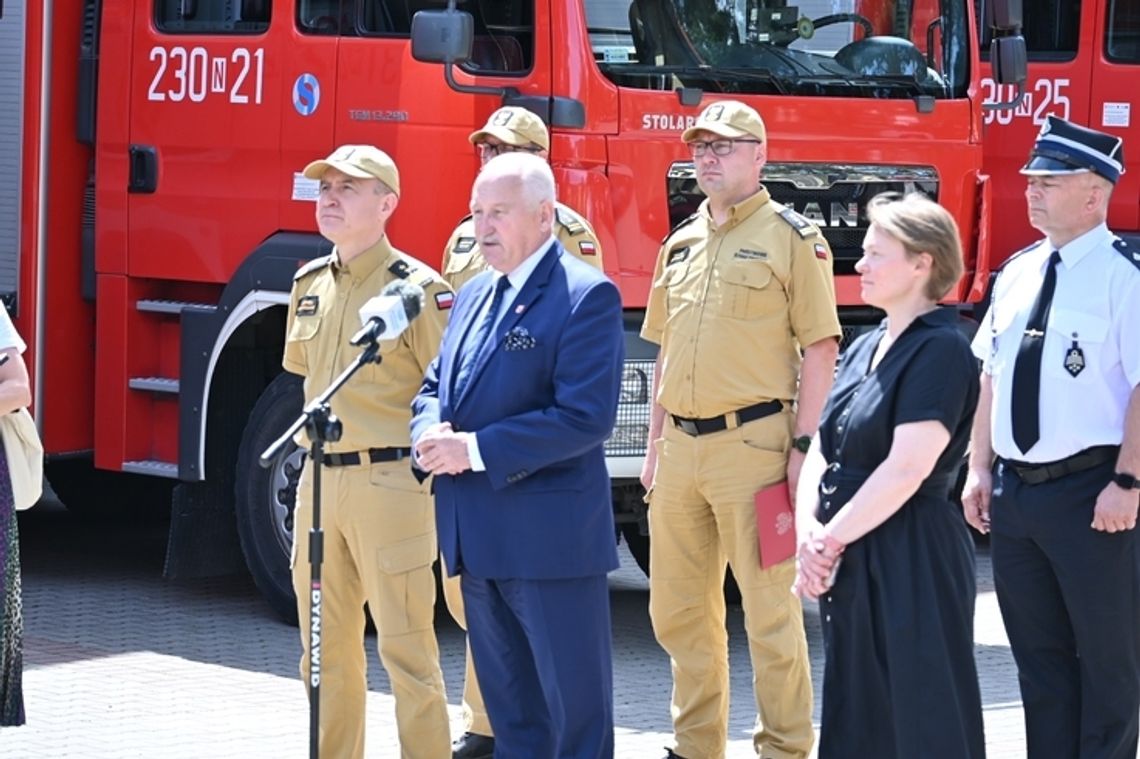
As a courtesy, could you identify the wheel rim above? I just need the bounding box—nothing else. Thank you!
[268,444,306,556]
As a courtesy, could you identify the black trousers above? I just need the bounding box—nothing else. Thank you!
[992,458,1140,759]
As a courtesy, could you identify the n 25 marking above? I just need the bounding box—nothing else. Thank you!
[982,77,1071,126]
[147,46,265,105]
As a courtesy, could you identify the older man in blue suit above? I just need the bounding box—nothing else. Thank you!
[412,152,624,759]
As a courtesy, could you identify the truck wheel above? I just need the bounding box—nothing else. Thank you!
[619,522,651,576]
[235,372,304,624]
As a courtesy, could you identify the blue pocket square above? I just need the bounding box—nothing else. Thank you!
[503,326,537,351]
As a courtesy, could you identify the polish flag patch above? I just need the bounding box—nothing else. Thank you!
[814,243,829,260]
[579,241,597,256]
[434,291,455,310]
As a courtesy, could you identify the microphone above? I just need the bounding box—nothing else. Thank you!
[351,280,425,346]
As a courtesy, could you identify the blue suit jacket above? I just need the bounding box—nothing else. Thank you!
[412,242,623,580]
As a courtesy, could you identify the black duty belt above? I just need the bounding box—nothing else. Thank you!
[322,447,412,467]
[1002,445,1119,486]
[671,399,784,437]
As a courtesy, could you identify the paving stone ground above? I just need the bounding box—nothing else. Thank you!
[2,499,1030,757]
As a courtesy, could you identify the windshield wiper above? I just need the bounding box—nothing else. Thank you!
[600,64,792,94]
[792,74,928,96]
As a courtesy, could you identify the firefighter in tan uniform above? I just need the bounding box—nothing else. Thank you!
[284,145,453,759]
[640,102,841,759]
[442,106,604,292]
[440,106,606,759]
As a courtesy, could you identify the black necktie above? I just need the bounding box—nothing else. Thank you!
[454,276,510,399]
[1010,250,1061,454]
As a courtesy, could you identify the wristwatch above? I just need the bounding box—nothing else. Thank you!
[1112,471,1140,490]
[792,435,813,454]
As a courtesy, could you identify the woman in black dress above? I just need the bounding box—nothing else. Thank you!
[793,193,984,758]
[0,305,31,727]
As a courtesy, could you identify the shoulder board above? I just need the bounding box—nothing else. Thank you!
[555,206,586,236]
[293,255,331,281]
[388,259,413,279]
[1113,237,1140,271]
[775,205,818,239]
[994,241,1038,272]
[661,212,701,245]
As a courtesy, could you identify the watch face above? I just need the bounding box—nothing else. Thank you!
[793,436,812,453]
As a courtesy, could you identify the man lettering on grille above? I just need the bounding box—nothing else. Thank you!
[962,115,1140,759]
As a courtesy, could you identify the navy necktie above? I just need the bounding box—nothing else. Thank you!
[1010,250,1061,454]
[454,276,510,399]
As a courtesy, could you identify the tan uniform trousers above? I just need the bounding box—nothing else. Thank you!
[441,563,493,737]
[292,458,449,759]
[648,411,814,759]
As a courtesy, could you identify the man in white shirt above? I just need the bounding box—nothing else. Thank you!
[963,115,1140,759]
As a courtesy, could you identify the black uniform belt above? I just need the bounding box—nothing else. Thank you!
[322,447,412,467]
[1001,445,1119,486]
[671,399,784,437]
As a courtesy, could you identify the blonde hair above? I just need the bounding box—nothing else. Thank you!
[866,192,964,300]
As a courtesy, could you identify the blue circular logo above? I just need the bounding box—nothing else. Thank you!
[293,74,320,116]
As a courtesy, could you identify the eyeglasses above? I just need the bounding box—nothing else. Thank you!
[478,142,544,158]
[687,139,761,157]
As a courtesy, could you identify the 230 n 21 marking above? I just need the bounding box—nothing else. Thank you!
[147,46,265,104]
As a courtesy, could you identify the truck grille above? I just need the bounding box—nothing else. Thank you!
[667,162,939,274]
[605,359,655,457]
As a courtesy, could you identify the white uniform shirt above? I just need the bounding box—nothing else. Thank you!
[0,307,27,354]
[972,223,1140,463]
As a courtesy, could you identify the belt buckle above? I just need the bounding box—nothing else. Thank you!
[674,417,699,437]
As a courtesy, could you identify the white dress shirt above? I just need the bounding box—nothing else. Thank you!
[466,236,558,471]
[972,223,1140,462]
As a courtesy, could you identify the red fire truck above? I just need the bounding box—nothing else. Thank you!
[5,0,1023,620]
[978,0,1140,265]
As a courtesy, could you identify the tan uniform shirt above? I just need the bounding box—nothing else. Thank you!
[441,202,604,291]
[641,187,841,418]
[283,237,453,451]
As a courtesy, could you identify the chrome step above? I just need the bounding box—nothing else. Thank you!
[136,299,217,315]
[121,460,179,478]
[128,377,179,393]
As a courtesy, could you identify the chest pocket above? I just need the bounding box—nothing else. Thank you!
[1045,308,1110,382]
[717,262,783,320]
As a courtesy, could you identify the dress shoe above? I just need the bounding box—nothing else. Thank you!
[452,732,494,759]
[662,749,689,759]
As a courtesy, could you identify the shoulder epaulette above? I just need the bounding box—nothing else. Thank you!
[293,255,331,281]
[1113,237,1140,271]
[388,259,413,279]
[775,205,819,239]
[995,241,1038,272]
[555,206,587,236]
[661,213,700,245]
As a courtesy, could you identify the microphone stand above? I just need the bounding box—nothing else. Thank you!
[260,338,384,759]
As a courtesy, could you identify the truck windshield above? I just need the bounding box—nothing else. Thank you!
[586,0,970,99]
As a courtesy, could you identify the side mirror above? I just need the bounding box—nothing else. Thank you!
[983,35,1027,110]
[991,35,1027,86]
[411,9,473,64]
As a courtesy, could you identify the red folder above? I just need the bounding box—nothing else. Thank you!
[755,480,796,569]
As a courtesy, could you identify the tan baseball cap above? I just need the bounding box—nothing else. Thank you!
[468,106,550,151]
[681,101,767,144]
[302,144,401,196]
